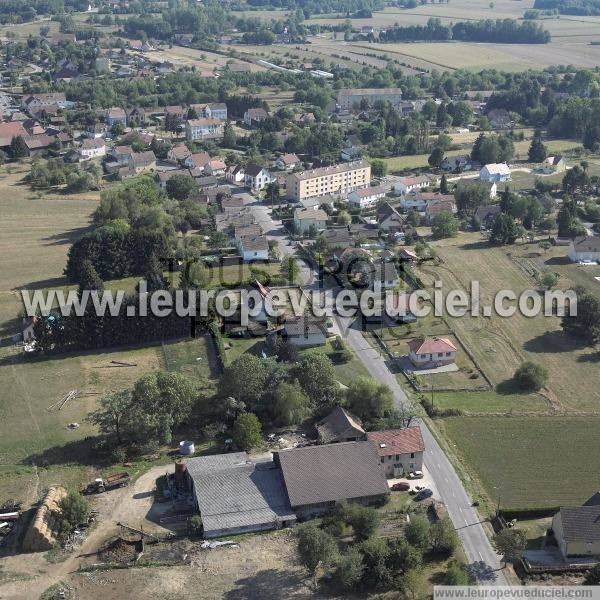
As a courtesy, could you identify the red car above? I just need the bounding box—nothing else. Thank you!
[391,482,410,492]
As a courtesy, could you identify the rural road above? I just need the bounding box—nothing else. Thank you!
[247,198,507,584]
[338,317,507,585]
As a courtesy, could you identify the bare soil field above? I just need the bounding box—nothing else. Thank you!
[67,532,314,600]
[1,459,312,600]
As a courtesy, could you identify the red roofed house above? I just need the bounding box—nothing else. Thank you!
[407,337,456,368]
[367,426,425,477]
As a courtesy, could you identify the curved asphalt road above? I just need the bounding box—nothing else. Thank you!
[247,199,507,584]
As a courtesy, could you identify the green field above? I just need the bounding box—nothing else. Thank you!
[0,336,218,506]
[439,416,600,509]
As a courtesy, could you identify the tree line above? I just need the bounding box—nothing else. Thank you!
[534,0,600,16]
[380,18,551,44]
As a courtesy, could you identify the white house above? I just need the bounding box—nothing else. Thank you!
[239,235,269,261]
[394,175,430,197]
[79,138,106,160]
[480,163,511,183]
[276,153,301,171]
[347,186,385,209]
[243,108,269,127]
[399,194,428,211]
[408,337,457,368]
[185,118,224,142]
[225,164,245,184]
[293,207,328,234]
[244,164,273,192]
[190,102,228,121]
[568,236,600,263]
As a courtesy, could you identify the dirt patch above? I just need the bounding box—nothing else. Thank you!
[70,530,315,600]
[98,538,141,565]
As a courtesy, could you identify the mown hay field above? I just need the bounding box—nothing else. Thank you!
[0,165,99,336]
[423,236,600,412]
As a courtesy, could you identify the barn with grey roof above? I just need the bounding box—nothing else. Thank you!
[185,453,296,538]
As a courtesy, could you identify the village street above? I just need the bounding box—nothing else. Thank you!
[247,197,507,584]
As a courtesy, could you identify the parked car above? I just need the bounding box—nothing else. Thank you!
[408,470,423,479]
[391,482,410,492]
[414,488,433,501]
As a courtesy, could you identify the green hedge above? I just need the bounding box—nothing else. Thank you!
[500,507,560,520]
[209,321,229,370]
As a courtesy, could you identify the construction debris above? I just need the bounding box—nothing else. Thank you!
[200,540,238,550]
[47,390,79,412]
[116,521,158,541]
[67,422,80,430]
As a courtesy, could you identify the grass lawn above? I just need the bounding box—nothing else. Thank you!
[161,336,219,380]
[0,335,220,506]
[429,390,551,415]
[223,335,267,364]
[0,344,163,505]
[438,416,600,509]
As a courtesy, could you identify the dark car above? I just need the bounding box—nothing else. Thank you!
[391,482,410,492]
[414,488,433,501]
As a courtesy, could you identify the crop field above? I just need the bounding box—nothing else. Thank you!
[439,416,600,509]
[301,0,600,72]
[0,165,99,337]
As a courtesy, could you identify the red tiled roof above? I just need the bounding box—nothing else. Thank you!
[367,426,425,457]
[408,337,456,354]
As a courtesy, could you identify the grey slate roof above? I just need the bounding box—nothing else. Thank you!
[572,235,600,252]
[283,315,327,337]
[186,453,296,536]
[276,441,389,508]
[559,506,600,542]
[584,492,600,507]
